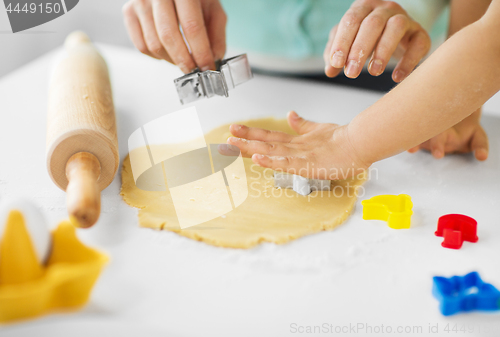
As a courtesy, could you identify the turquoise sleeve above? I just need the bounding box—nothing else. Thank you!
[220,0,348,59]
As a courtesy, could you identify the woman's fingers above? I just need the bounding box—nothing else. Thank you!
[324,26,343,78]
[345,6,399,78]
[327,0,429,80]
[227,137,297,158]
[174,0,216,71]
[133,0,171,60]
[152,0,196,73]
[204,0,227,61]
[124,0,227,73]
[393,29,430,82]
[229,124,295,143]
[368,14,409,76]
[123,2,154,58]
[329,2,373,69]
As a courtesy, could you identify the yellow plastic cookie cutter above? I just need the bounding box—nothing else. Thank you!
[0,211,108,323]
[361,194,413,229]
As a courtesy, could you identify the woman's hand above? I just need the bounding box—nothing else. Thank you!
[408,111,489,161]
[122,0,227,73]
[324,0,431,82]
[227,111,371,180]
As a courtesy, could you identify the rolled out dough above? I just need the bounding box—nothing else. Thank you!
[120,118,367,248]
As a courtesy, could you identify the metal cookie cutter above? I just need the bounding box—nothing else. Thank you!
[174,54,253,105]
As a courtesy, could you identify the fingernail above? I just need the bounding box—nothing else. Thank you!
[228,137,238,143]
[258,154,265,159]
[330,51,344,68]
[433,149,444,159]
[476,149,488,160]
[394,70,406,82]
[218,144,240,156]
[232,124,243,130]
[345,60,359,78]
[181,66,192,74]
[201,66,211,72]
[369,59,384,76]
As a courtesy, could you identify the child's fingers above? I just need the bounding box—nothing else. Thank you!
[471,128,489,161]
[152,0,196,73]
[217,144,240,157]
[287,111,320,135]
[407,145,420,153]
[368,14,409,76]
[251,154,310,177]
[227,138,297,158]
[429,133,447,159]
[345,7,396,78]
[229,124,295,143]
[329,3,373,69]
[393,29,430,82]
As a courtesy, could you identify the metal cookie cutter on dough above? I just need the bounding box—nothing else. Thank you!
[174,54,253,105]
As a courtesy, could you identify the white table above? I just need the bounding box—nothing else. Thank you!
[1,45,500,337]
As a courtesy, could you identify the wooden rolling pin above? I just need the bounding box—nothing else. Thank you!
[46,31,119,228]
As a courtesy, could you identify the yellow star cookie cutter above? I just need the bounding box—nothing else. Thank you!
[0,211,108,323]
[361,194,413,229]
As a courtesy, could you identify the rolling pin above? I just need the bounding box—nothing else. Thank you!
[46,31,119,228]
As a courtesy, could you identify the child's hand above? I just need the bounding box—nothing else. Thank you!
[122,0,227,74]
[227,111,370,180]
[324,0,431,82]
[407,111,489,161]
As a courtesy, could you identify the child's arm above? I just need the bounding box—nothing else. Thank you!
[348,0,500,165]
[228,0,500,179]
[408,0,492,160]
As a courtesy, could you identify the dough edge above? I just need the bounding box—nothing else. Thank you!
[120,118,367,249]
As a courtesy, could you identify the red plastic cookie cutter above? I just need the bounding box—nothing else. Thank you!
[435,214,478,249]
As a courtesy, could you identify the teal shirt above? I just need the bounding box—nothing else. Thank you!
[221,0,349,59]
[220,0,448,60]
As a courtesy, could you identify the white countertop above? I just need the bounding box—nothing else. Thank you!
[1,44,500,337]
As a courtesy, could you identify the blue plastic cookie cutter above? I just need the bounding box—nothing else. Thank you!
[432,272,500,316]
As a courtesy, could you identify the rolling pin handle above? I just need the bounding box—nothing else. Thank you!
[65,152,101,228]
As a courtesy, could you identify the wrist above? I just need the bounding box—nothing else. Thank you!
[467,108,482,122]
[336,124,373,172]
[455,108,482,129]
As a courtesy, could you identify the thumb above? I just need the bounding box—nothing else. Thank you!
[287,111,318,135]
[471,128,489,161]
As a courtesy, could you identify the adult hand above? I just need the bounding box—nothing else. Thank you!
[122,0,227,73]
[324,0,431,82]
